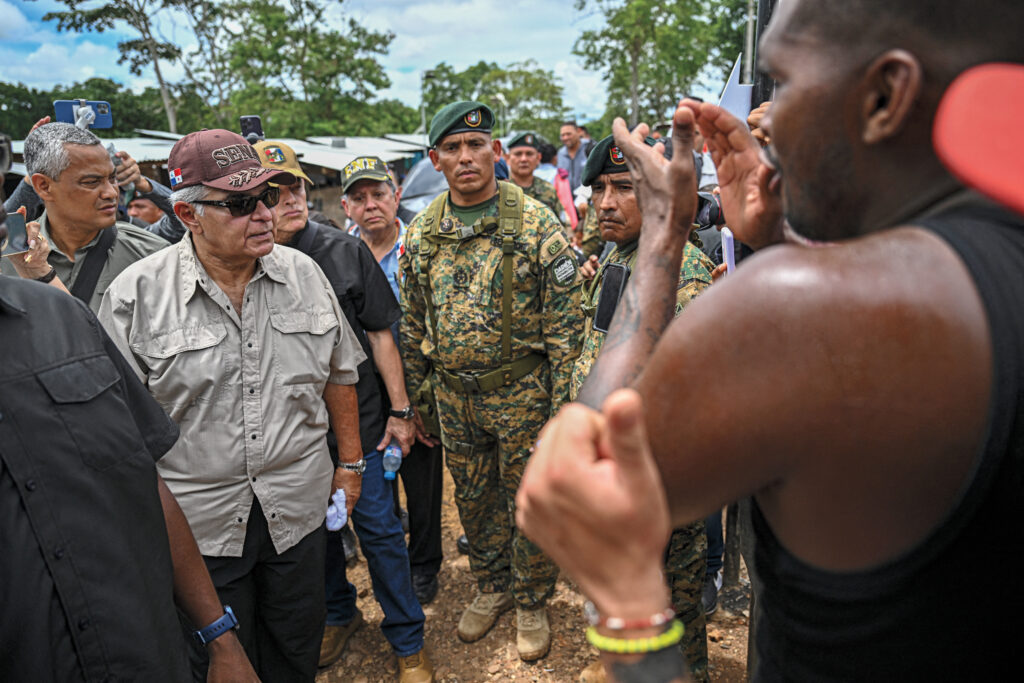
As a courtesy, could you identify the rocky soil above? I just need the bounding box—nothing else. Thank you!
[317,469,751,683]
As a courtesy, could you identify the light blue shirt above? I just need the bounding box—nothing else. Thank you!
[557,145,588,191]
[349,219,405,345]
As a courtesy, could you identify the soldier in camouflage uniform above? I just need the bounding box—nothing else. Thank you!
[571,135,714,683]
[506,131,564,223]
[399,101,584,662]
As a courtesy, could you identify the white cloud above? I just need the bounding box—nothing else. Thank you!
[342,0,608,118]
[0,0,31,39]
[5,0,613,120]
[0,40,125,87]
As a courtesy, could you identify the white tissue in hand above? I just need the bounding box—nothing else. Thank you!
[326,489,347,530]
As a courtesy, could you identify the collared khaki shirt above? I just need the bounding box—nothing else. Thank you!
[99,235,365,557]
[0,211,170,313]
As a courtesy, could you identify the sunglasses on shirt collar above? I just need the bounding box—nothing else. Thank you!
[193,186,281,217]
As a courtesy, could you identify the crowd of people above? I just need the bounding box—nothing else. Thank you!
[1,0,1022,681]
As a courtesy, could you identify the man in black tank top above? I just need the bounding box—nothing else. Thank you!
[515,1,1024,681]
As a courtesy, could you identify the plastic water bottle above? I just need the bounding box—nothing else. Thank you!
[382,442,402,481]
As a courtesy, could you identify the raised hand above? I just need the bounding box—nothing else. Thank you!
[517,390,672,621]
[683,101,784,250]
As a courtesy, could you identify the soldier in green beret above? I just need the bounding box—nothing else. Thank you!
[571,134,715,683]
[506,132,564,223]
[399,101,584,661]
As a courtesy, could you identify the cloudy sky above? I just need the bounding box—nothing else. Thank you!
[0,0,723,123]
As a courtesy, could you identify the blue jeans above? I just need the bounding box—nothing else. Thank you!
[705,508,724,576]
[324,450,425,656]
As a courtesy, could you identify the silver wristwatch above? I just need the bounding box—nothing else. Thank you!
[337,458,366,476]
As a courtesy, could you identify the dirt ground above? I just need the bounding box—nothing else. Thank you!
[317,468,751,683]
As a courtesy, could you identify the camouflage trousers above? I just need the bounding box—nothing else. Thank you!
[435,363,558,609]
[667,521,709,683]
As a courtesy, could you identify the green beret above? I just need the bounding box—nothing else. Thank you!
[507,131,541,150]
[429,101,494,147]
[582,134,659,187]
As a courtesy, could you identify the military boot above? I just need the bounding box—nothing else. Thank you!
[397,648,435,683]
[516,606,551,661]
[457,590,513,642]
[318,609,364,668]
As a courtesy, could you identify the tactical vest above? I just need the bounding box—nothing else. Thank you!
[414,181,543,394]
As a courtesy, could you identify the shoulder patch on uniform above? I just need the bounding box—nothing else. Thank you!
[550,253,578,287]
[539,231,570,268]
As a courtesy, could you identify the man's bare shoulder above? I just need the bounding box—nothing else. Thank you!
[704,227,985,330]
[644,227,992,567]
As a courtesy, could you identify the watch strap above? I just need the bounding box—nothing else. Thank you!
[338,457,366,475]
[194,605,238,646]
[389,405,415,419]
[35,267,58,283]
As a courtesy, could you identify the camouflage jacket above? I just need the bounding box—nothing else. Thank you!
[400,188,585,412]
[520,176,563,223]
[570,238,715,398]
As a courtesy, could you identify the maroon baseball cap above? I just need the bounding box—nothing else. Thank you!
[167,129,295,192]
[934,63,1024,215]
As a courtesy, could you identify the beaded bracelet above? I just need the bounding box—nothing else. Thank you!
[583,601,676,630]
[585,619,684,654]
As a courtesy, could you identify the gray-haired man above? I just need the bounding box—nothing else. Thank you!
[99,129,367,683]
[0,122,168,311]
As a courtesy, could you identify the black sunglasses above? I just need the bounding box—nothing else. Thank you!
[193,186,281,217]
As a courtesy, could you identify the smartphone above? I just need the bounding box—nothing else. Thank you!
[593,262,631,333]
[240,115,264,143]
[53,100,113,129]
[1,212,30,257]
[722,227,736,275]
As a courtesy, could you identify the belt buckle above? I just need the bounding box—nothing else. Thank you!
[456,225,476,240]
[457,372,481,393]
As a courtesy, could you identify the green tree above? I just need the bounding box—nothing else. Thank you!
[706,0,751,83]
[43,0,182,132]
[220,0,394,137]
[422,61,500,118]
[574,0,739,126]
[0,79,167,137]
[422,60,568,141]
[478,60,568,139]
[0,82,55,137]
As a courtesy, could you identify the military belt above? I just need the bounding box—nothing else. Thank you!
[436,353,544,394]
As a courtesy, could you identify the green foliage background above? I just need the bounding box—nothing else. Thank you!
[0,0,749,141]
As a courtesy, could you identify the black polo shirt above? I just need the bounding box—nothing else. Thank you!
[289,220,401,454]
[0,277,189,682]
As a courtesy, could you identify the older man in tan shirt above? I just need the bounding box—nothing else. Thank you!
[99,129,366,683]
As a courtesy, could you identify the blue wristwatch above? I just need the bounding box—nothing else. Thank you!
[193,606,239,646]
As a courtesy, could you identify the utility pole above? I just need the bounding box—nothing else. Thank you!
[743,0,757,83]
[752,0,779,106]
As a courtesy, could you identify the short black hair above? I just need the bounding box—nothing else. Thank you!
[561,120,579,129]
[788,0,1024,81]
[539,143,557,165]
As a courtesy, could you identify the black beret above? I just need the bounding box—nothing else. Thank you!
[582,134,660,187]
[507,131,541,150]
[429,101,494,148]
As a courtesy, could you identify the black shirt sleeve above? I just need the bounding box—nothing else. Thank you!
[354,238,402,333]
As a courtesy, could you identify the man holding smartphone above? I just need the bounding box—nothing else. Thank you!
[569,134,715,683]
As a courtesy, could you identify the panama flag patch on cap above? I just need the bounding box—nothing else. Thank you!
[169,168,183,187]
[465,110,482,127]
[264,147,286,164]
[609,146,625,165]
